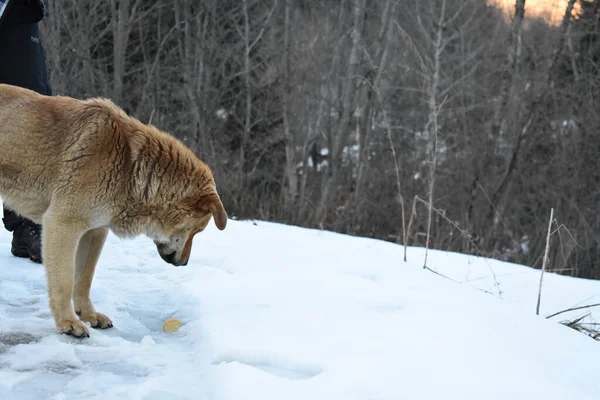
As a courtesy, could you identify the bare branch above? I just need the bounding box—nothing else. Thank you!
[547,303,600,320]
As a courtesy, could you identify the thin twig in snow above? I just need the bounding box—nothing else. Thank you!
[536,208,554,316]
[414,196,502,297]
[546,303,600,320]
[423,266,455,281]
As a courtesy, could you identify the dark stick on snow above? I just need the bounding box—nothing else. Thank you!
[546,303,600,320]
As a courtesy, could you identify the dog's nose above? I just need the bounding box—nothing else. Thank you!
[173,257,188,267]
[159,251,176,264]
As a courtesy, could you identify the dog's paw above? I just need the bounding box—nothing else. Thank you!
[57,319,90,338]
[79,311,113,329]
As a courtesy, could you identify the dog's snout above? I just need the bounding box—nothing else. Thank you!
[156,242,188,266]
[159,250,176,264]
[157,249,188,267]
[173,255,189,266]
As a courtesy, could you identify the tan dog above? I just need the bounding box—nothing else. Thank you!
[0,84,227,338]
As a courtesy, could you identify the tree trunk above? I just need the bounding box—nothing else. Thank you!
[489,0,526,139]
[111,0,132,104]
[240,0,252,176]
[282,0,298,211]
[353,0,395,206]
[423,0,446,267]
[298,4,347,222]
[315,0,366,226]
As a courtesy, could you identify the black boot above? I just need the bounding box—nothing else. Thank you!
[11,221,42,263]
[3,207,42,264]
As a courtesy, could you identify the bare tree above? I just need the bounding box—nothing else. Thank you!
[419,0,447,267]
[490,0,526,139]
[110,0,141,104]
[483,0,577,237]
[239,0,279,175]
[282,0,298,209]
[297,2,348,223]
[315,0,366,226]
[353,0,395,207]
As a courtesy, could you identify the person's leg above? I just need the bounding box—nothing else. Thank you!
[4,209,42,263]
[0,18,52,263]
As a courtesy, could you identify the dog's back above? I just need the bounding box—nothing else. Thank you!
[0,83,67,163]
[0,84,119,223]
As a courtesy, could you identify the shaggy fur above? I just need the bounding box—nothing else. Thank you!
[0,84,227,338]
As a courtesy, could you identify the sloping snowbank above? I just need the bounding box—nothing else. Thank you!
[1,201,599,399]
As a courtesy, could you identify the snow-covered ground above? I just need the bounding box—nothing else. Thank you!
[1,204,600,399]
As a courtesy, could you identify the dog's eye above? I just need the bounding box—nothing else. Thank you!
[175,238,180,243]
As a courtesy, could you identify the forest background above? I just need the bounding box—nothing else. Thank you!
[38,0,600,279]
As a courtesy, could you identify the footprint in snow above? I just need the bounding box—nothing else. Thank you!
[213,354,321,381]
[369,302,405,314]
[0,332,39,354]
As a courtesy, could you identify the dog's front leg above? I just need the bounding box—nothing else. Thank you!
[42,212,90,338]
[73,228,113,329]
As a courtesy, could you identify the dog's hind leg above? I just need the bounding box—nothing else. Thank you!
[42,211,90,338]
[73,228,112,329]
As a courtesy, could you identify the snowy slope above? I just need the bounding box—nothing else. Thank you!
[1,203,600,399]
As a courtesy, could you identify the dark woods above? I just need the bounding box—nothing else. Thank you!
[40,0,600,278]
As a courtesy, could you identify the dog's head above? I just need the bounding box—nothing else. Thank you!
[153,189,227,266]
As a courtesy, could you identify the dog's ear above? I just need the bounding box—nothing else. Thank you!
[197,191,228,231]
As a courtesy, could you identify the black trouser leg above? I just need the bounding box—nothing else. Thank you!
[0,19,52,235]
[0,17,51,262]
[0,21,52,95]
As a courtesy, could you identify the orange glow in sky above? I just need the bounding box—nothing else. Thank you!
[489,0,581,25]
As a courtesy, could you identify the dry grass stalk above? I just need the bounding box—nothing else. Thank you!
[536,208,554,316]
[414,196,502,296]
[560,313,600,341]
